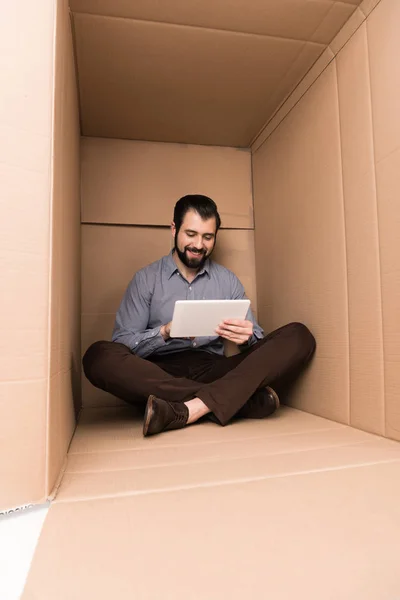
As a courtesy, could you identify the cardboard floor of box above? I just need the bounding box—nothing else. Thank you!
[23,406,400,599]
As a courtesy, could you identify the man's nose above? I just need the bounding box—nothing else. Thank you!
[193,238,204,249]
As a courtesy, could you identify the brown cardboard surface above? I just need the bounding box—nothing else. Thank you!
[66,426,376,473]
[251,46,336,151]
[68,405,344,455]
[23,406,400,599]
[253,63,349,424]
[23,467,400,599]
[81,138,253,228]
[252,0,398,441]
[368,0,400,439]
[336,24,384,435]
[56,408,400,502]
[81,225,258,407]
[360,0,382,17]
[375,150,400,440]
[311,2,357,44]
[253,42,332,138]
[328,7,365,54]
[48,372,77,485]
[0,382,47,510]
[367,0,399,163]
[251,2,380,152]
[73,12,323,146]
[0,0,55,509]
[57,440,400,502]
[70,0,361,42]
[47,0,81,496]
[81,226,171,316]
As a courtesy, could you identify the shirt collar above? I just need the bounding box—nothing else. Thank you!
[165,251,179,279]
[165,250,211,280]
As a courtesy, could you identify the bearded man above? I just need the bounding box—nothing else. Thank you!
[83,195,316,436]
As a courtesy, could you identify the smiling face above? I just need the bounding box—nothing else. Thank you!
[172,209,217,271]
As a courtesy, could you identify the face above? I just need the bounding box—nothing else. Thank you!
[172,209,217,270]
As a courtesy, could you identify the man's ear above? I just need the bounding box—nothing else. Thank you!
[171,221,176,237]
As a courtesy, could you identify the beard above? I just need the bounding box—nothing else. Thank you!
[174,235,213,270]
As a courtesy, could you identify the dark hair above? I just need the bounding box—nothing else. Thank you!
[173,195,221,233]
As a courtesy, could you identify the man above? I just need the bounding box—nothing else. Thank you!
[83,195,316,437]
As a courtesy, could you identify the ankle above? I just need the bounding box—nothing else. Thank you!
[185,397,210,424]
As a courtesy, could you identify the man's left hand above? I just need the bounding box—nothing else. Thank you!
[216,319,253,345]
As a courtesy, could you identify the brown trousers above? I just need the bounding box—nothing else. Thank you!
[83,322,316,426]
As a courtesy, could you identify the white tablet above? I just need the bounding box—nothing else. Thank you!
[169,299,251,338]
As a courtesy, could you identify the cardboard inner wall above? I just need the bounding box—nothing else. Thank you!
[48,0,81,494]
[0,0,80,511]
[252,0,400,441]
[1,1,55,511]
[69,0,362,147]
[81,138,257,408]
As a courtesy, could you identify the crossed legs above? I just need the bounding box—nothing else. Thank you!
[83,322,316,434]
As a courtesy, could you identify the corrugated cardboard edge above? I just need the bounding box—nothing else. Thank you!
[251,0,383,152]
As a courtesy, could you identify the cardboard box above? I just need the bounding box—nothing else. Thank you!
[1,0,400,597]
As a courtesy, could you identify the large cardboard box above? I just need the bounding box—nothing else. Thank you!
[2,0,400,597]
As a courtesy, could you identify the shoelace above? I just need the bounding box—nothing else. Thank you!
[170,402,188,424]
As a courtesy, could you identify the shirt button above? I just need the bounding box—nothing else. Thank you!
[189,286,192,291]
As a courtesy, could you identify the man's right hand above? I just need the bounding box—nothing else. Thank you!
[160,321,172,341]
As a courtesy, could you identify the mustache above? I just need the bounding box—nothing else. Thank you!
[185,247,205,255]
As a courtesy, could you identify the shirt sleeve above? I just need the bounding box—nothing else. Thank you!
[111,270,167,358]
[229,272,264,347]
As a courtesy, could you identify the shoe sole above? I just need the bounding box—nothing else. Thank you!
[143,395,156,437]
[266,386,280,410]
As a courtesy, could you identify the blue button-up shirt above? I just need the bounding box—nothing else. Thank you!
[112,251,264,358]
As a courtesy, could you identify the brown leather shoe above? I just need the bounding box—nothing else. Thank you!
[143,395,189,437]
[236,386,280,420]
